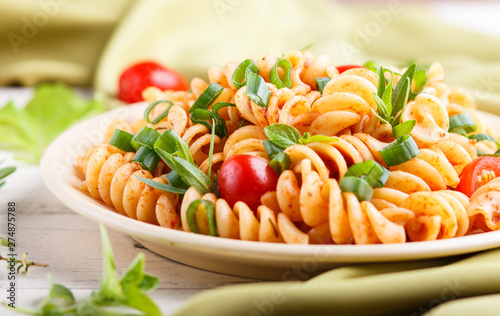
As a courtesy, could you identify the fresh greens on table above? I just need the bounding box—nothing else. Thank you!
[2,224,161,316]
[0,83,105,164]
[0,161,16,188]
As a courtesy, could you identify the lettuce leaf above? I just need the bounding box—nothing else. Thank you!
[0,83,105,164]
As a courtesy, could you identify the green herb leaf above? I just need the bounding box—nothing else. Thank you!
[302,135,339,144]
[300,43,316,51]
[409,68,428,100]
[207,119,216,178]
[264,124,301,149]
[97,224,123,303]
[122,286,162,316]
[269,152,290,175]
[382,68,394,113]
[263,140,284,159]
[392,120,416,139]
[0,83,104,164]
[391,77,410,125]
[373,93,390,123]
[135,175,187,194]
[344,160,390,188]
[377,66,386,98]
[315,77,330,94]
[154,129,194,165]
[165,171,190,190]
[137,274,160,292]
[120,253,145,290]
[246,72,271,108]
[392,64,416,109]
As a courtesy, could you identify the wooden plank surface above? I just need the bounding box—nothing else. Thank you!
[0,165,259,315]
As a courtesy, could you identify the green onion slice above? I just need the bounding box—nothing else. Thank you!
[131,127,161,150]
[232,59,259,89]
[269,59,292,89]
[469,133,500,148]
[449,113,477,134]
[269,152,290,175]
[339,176,373,202]
[246,72,270,108]
[344,160,390,188]
[131,146,160,173]
[134,175,187,194]
[315,77,330,94]
[186,199,218,236]
[165,170,190,190]
[207,119,216,179]
[380,135,420,167]
[189,83,224,113]
[144,100,174,124]
[109,129,136,152]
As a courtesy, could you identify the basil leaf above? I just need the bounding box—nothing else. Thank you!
[44,275,75,305]
[315,77,330,94]
[263,140,284,159]
[264,124,301,149]
[301,135,339,144]
[135,175,187,194]
[392,120,416,139]
[269,152,290,175]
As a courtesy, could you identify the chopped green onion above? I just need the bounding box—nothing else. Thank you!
[144,100,174,124]
[380,135,420,167]
[134,175,187,194]
[269,59,292,89]
[246,72,270,108]
[339,176,373,202]
[232,59,259,89]
[154,129,194,164]
[189,83,224,113]
[186,199,217,236]
[344,160,390,188]
[207,119,216,178]
[109,129,136,152]
[190,102,234,138]
[469,133,500,148]
[315,77,330,94]
[165,170,190,190]
[131,146,160,172]
[131,127,161,150]
[449,113,477,134]
[269,152,290,175]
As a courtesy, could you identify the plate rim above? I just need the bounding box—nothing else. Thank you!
[40,103,500,265]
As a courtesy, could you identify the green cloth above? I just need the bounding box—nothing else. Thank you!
[2,1,500,315]
[173,250,500,316]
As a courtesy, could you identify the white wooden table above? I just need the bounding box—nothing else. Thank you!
[0,88,258,315]
[1,3,500,314]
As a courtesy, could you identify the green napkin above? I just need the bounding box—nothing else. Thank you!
[173,249,500,316]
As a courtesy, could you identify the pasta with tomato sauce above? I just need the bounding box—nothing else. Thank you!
[76,49,500,245]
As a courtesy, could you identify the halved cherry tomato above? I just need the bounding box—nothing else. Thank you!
[456,157,500,197]
[335,64,364,74]
[118,61,189,103]
[218,154,279,211]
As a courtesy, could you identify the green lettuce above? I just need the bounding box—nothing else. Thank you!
[0,83,105,164]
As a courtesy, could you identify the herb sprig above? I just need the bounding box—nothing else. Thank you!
[2,224,162,316]
[1,237,48,273]
[371,64,427,138]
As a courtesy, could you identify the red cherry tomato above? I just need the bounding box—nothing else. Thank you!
[456,157,500,197]
[118,61,188,103]
[335,64,364,74]
[218,154,279,211]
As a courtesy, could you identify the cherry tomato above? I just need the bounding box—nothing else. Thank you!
[218,154,279,211]
[456,157,500,197]
[335,64,364,74]
[118,61,188,103]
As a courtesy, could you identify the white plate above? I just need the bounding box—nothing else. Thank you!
[40,103,500,280]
